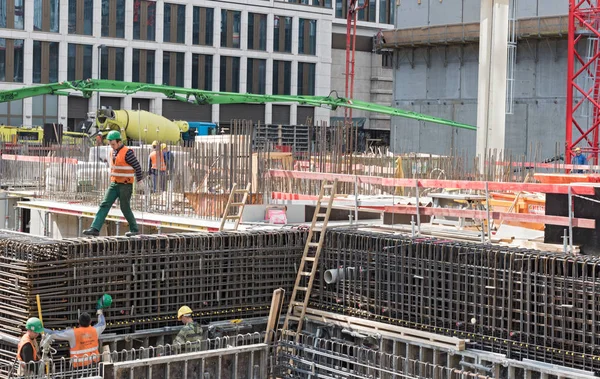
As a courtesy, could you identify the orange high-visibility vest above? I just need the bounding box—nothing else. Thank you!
[149,150,166,171]
[16,334,38,363]
[70,327,99,367]
[110,146,135,184]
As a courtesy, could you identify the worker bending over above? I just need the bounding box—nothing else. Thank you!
[174,306,203,347]
[83,130,144,237]
[44,309,106,368]
[16,317,43,376]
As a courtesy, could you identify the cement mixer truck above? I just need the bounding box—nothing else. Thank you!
[95,108,191,144]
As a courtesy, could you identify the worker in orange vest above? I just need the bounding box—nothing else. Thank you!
[16,317,43,376]
[148,140,167,192]
[82,130,144,237]
[44,310,106,368]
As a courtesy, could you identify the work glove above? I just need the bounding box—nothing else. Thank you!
[96,309,103,316]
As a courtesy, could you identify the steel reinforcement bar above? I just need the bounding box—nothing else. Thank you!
[313,229,600,373]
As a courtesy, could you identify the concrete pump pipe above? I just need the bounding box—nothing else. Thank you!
[96,109,187,143]
[324,267,356,284]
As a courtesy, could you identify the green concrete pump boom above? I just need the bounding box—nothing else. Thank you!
[0,79,476,131]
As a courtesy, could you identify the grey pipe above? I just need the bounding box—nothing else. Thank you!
[324,267,356,284]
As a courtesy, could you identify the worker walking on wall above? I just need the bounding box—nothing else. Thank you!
[83,130,144,237]
[573,147,588,174]
[15,317,43,376]
[44,309,106,368]
[148,140,167,193]
[174,306,203,348]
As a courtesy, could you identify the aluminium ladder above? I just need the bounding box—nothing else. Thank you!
[219,183,251,231]
[282,179,339,340]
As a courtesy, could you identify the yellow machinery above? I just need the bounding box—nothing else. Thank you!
[96,109,188,144]
[0,125,43,144]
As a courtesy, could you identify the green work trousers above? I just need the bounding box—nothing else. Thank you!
[91,182,139,233]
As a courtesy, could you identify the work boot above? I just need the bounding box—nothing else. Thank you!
[125,231,139,237]
[82,228,99,236]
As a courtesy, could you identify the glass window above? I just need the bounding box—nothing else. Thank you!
[273,60,291,95]
[33,0,59,32]
[100,47,125,81]
[379,0,394,25]
[164,3,185,44]
[273,16,292,53]
[192,54,213,91]
[221,9,241,49]
[68,0,93,35]
[133,0,156,41]
[132,49,155,84]
[33,41,59,84]
[0,38,23,83]
[163,51,184,87]
[248,13,267,51]
[297,62,316,96]
[220,56,240,92]
[247,58,266,94]
[193,7,214,46]
[31,95,58,126]
[0,0,24,29]
[0,99,23,126]
[67,44,93,80]
[298,19,316,55]
[101,0,125,38]
[286,0,328,7]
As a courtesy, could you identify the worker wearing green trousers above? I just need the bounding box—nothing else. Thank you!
[83,131,144,237]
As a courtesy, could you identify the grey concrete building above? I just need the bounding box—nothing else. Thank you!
[388,0,569,161]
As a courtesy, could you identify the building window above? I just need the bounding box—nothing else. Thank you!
[247,58,266,94]
[163,51,184,87]
[220,56,240,92]
[34,0,59,32]
[298,62,315,96]
[192,54,212,91]
[0,99,23,126]
[33,41,59,84]
[132,49,155,84]
[287,0,330,7]
[133,0,156,41]
[0,0,24,30]
[31,95,58,127]
[379,0,394,25]
[68,0,93,35]
[248,13,267,51]
[298,19,316,55]
[336,0,375,21]
[273,60,291,95]
[0,39,24,83]
[221,9,241,49]
[193,6,213,46]
[382,52,393,69]
[163,3,185,44]
[101,0,125,38]
[67,44,93,81]
[100,47,125,81]
[273,16,292,53]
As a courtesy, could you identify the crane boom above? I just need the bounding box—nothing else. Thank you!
[0,79,476,131]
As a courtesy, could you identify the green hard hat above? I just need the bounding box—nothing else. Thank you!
[97,293,113,310]
[25,317,44,333]
[106,130,121,141]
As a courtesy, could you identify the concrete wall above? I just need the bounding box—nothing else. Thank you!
[395,0,567,29]
[391,38,568,159]
[330,49,393,130]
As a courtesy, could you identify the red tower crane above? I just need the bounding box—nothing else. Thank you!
[566,0,600,165]
[344,0,369,154]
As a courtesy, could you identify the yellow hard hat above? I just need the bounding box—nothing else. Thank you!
[575,147,582,152]
[177,305,193,320]
[161,143,167,150]
[152,140,158,147]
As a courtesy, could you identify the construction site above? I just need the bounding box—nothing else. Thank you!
[2,0,600,378]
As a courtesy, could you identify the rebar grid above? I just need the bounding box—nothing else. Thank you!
[276,330,492,379]
[0,230,306,364]
[314,229,600,372]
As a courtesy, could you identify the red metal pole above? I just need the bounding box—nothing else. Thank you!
[566,0,576,165]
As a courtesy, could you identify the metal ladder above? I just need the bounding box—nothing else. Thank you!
[219,183,251,231]
[282,179,338,340]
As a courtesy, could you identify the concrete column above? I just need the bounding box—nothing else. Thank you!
[476,0,509,163]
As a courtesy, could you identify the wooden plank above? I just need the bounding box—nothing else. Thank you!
[383,205,596,229]
[268,169,598,195]
[300,307,466,351]
[265,288,285,344]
